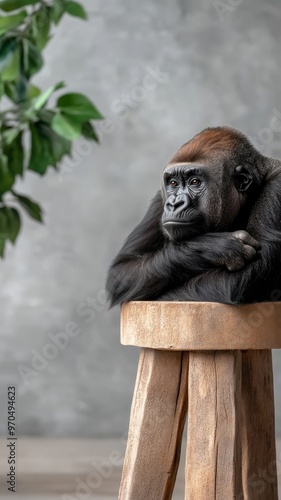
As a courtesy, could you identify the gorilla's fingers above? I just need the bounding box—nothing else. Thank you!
[242,244,257,260]
[226,257,245,272]
[233,230,261,250]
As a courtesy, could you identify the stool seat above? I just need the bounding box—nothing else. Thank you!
[118,302,280,500]
[121,301,281,350]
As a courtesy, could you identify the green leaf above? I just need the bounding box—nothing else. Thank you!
[64,1,87,20]
[0,237,5,257]
[0,155,14,195]
[2,128,20,145]
[2,207,21,244]
[0,209,6,255]
[4,81,17,102]
[21,39,43,79]
[28,120,71,174]
[22,37,28,72]
[13,191,43,222]
[57,93,103,121]
[38,109,55,124]
[31,6,51,50]
[28,84,41,98]
[33,81,65,111]
[38,122,71,163]
[0,11,27,35]
[51,1,64,24]
[1,47,19,81]
[51,112,82,140]
[0,80,4,98]
[3,132,24,176]
[0,0,38,12]
[23,107,37,120]
[15,71,28,101]
[28,123,53,175]
[0,37,18,71]
[82,121,99,143]
[0,207,8,236]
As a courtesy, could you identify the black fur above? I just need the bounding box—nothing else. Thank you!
[106,127,281,306]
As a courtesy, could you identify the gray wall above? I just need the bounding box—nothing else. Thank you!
[1,0,281,437]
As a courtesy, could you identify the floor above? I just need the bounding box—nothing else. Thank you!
[0,439,280,499]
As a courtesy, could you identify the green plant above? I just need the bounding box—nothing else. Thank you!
[0,0,102,256]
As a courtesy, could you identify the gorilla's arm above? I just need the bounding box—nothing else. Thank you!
[106,191,259,306]
[161,175,281,304]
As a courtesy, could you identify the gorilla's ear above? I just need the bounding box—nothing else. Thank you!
[233,165,253,192]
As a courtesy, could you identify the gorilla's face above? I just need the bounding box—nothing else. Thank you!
[161,162,253,242]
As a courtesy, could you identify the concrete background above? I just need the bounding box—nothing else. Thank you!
[0,0,281,437]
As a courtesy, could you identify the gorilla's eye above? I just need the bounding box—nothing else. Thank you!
[190,177,201,186]
[169,179,178,187]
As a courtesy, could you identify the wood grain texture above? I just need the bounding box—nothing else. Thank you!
[118,348,189,500]
[241,350,278,499]
[185,351,242,500]
[121,301,281,350]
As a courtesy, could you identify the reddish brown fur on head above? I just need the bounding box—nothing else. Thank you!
[160,126,263,235]
[169,127,246,165]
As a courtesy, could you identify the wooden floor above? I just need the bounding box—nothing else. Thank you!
[0,438,280,499]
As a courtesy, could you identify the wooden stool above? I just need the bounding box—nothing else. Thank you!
[118,301,281,500]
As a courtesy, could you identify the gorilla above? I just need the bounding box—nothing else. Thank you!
[106,127,281,306]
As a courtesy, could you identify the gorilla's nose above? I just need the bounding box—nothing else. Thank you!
[166,194,189,213]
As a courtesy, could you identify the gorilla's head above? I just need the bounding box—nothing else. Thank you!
[161,127,263,241]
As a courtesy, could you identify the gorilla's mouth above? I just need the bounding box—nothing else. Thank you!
[162,217,202,242]
[163,220,195,227]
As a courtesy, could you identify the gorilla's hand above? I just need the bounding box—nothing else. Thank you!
[189,230,261,272]
[226,230,261,271]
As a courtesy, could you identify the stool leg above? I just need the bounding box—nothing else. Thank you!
[185,351,243,500]
[241,350,278,499]
[118,348,189,500]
